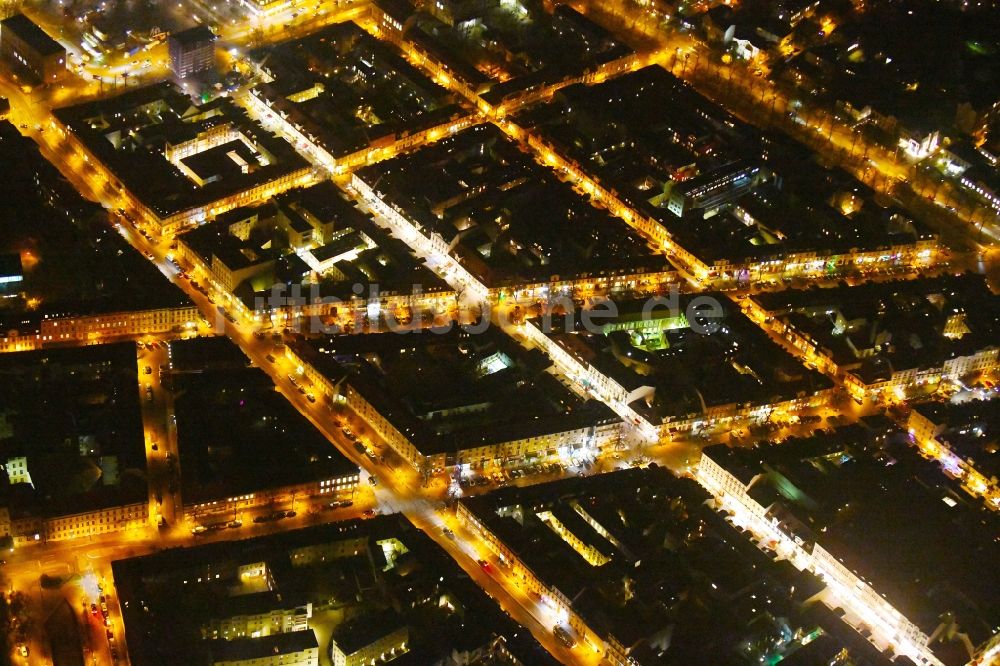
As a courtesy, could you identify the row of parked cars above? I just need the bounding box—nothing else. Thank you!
[459,462,564,488]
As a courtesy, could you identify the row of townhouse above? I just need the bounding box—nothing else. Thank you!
[203,602,312,641]
[0,305,203,352]
[243,85,482,176]
[746,296,999,405]
[455,502,592,639]
[456,500,636,665]
[0,501,149,546]
[518,124,941,287]
[489,268,682,305]
[520,316,834,442]
[694,452,946,666]
[283,341,624,476]
[863,348,999,402]
[181,472,360,522]
[49,110,318,236]
[906,409,999,507]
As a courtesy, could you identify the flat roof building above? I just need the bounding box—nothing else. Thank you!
[168,25,216,78]
[0,14,65,84]
[210,631,319,666]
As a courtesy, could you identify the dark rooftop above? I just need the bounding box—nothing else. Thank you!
[752,275,1000,381]
[290,326,619,456]
[0,14,65,57]
[357,124,668,287]
[542,295,833,423]
[208,631,317,662]
[112,515,550,665]
[704,426,1000,650]
[461,467,881,664]
[0,342,147,518]
[169,338,357,504]
[169,25,217,46]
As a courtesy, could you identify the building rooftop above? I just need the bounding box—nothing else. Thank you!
[0,253,22,280]
[112,515,552,665]
[290,326,619,456]
[331,608,406,655]
[249,23,459,158]
[182,181,449,307]
[0,342,147,518]
[167,335,254,372]
[169,25,217,46]
[914,397,1000,480]
[0,14,65,57]
[357,124,669,287]
[373,0,631,97]
[169,338,358,505]
[53,83,308,221]
[461,467,886,664]
[516,66,935,268]
[0,121,192,328]
[752,275,1000,382]
[541,295,832,424]
[704,425,1000,652]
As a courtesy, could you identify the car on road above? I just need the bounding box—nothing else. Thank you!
[443,528,455,539]
[306,394,316,403]
[265,354,276,363]
[553,625,576,648]
[361,508,378,518]
[477,559,493,572]
[326,500,353,509]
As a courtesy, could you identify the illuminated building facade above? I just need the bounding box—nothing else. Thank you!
[0,500,149,545]
[181,472,360,521]
[210,631,319,666]
[167,26,217,79]
[205,601,312,640]
[284,336,624,476]
[329,616,408,666]
[667,161,767,217]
